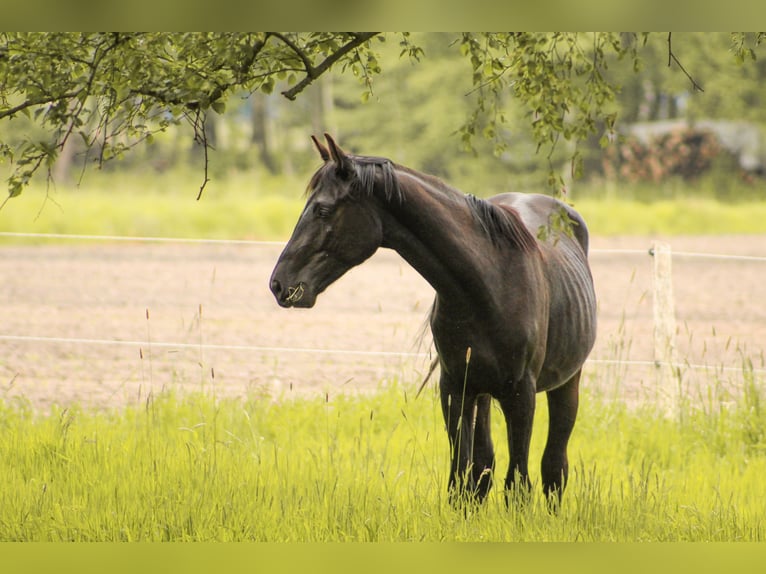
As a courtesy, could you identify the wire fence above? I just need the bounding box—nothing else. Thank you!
[0,333,762,376]
[3,231,766,261]
[1,231,765,409]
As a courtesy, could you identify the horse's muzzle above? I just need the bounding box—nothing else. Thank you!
[270,278,313,308]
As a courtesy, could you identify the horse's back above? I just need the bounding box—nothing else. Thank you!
[488,192,590,255]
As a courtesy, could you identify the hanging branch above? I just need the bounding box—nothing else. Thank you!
[186,109,211,200]
[667,32,704,92]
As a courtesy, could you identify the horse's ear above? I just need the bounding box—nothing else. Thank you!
[311,135,330,162]
[324,133,353,176]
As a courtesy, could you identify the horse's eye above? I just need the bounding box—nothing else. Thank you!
[314,203,333,218]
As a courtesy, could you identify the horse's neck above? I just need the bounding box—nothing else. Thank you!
[379,171,503,303]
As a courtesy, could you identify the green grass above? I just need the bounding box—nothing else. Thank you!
[1,171,765,241]
[2,368,766,542]
[576,196,766,236]
[0,170,306,242]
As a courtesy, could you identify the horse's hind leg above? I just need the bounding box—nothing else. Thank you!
[541,369,581,504]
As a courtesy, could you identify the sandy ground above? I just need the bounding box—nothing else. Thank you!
[1,235,764,411]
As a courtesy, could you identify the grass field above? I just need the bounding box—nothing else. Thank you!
[2,170,766,240]
[1,365,765,542]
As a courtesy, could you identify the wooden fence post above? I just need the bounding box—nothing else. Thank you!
[650,241,679,406]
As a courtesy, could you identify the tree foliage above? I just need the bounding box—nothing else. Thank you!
[0,32,388,200]
[456,32,639,189]
[1,32,764,202]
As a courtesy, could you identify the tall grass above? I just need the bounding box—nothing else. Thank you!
[2,367,765,541]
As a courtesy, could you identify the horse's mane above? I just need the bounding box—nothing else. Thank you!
[394,165,538,253]
[351,156,403,203]
[465,194,538,253]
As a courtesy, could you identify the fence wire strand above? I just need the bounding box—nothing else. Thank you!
[1,334,764,376]
[2,232,765,262]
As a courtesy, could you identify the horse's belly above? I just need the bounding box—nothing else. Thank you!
[537,257,597,391]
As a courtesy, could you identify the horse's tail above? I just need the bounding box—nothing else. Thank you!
[416,355,440,399]
[414,300,439,398]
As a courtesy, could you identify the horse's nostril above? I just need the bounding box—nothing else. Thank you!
[270,279,282,295]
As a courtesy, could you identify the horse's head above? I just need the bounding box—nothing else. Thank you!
[269,134,386,308]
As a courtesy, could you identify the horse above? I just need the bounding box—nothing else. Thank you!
[269,134,597,506]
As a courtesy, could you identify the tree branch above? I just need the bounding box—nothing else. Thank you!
[235,34,269,82]
[269,32,314,77]
[130,34,270,112]
[188,110,211,200]
[0,93,78,120]
[667,32,704,92]
[281,32,380,100]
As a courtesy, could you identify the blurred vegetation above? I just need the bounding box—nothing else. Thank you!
[1,32,765,207]
[3,174,765,241]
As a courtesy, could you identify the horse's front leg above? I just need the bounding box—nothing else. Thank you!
[440,380,494,504]
[471,394,496,499]
[498,373,536,503]
[440,380,474,503]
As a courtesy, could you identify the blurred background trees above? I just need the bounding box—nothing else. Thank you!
[2,32,765,203]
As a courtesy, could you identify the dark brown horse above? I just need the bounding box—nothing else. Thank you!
[270,134,597,505]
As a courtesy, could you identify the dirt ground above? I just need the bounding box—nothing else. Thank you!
[1,235,764,411]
